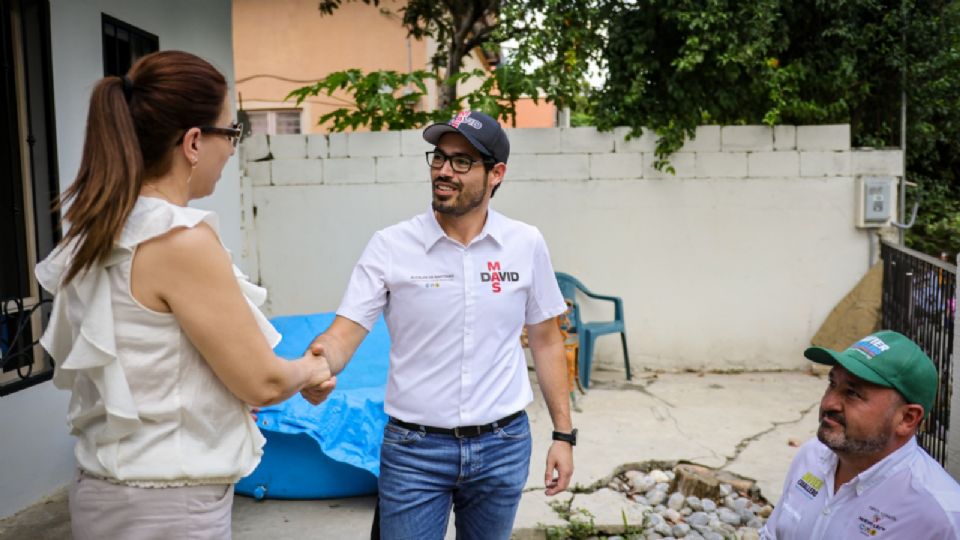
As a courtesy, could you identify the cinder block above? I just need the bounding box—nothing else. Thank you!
[852,149,903,176]
[504,128,563,154]
[643,152,696,178]
[797,125,850,151]
[747,152,800,177]
[680,126,721,152]
[270,134,307,160]
[800,151,852,177]
[505,153,537,181]
[244,161,271,186]
[613,126,657,153]
[695,152,747,178]
[590,153,644,179]
[241,133,270,161]
[402,129,432,156]
[721,126,773,151]
[328,133,348,158]
[348,131,401,157]
[376,156,428,183]
[560,127,614,153]
[774,126,796,150]
[323,157,375,184]
[536,153,590,180]
[271,159,323,185]
[306,134,328,159]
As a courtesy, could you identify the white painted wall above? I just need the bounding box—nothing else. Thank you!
[240,125,903,372]
[49,0,241,254]
[0,0,236,519]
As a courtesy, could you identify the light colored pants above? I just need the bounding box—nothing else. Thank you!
[69,471,233,540]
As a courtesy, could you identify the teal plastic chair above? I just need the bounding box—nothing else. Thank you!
[555,272,631,388]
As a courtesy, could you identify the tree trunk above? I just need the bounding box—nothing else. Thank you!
[438,45,463,111]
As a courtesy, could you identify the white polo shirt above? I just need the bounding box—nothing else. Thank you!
[337,207,567,428]
[761,438,960,539]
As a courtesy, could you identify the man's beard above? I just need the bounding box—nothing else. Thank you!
[432,173,488,217]
[816,410,893,455]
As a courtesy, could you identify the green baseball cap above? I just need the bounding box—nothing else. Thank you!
[804,330,938,418]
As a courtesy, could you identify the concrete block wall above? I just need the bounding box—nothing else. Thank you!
[239,125,901,372]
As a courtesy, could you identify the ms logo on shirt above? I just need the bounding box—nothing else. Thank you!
[480,261,519,293]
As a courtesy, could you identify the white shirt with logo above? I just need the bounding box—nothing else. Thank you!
[336,208,567,428]
[762,438,960,539]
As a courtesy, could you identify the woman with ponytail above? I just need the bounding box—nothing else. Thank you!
[35,51,333,539]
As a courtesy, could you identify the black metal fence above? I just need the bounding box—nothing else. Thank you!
[881,241,956,465]
[1,0,59,396]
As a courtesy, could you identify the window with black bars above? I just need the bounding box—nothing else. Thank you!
[101,13,158,77]
[1,0,60,396]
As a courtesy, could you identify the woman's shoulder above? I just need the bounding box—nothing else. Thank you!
[118,196,221,250]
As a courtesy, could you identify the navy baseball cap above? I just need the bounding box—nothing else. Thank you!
[423,110,510,164]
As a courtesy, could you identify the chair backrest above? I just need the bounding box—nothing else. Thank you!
[555,272,583,334]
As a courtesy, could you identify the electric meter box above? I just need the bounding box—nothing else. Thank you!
[856,176,897,228]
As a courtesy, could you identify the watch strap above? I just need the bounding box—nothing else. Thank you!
[552,428,577,446]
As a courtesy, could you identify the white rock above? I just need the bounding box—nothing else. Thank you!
[648,490,667,506]
[632,474,657,493]
[664,508,682,523]
[668,492,686,511]
[701,499,717,512]
[719,508,742,526]
[654,523,674,536]
[650,470,671,483]
[719,484,733,496]
[673,523,691,538]
[686,496,703,511]
[687,512,710,527]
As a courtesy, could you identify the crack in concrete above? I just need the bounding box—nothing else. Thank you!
[720,401,819,470]
[656,404,722,462]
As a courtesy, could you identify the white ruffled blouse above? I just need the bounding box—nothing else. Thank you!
[35,197,275,485]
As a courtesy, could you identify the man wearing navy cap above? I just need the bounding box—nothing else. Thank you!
[305,110,575,539]
[762,330,960,539]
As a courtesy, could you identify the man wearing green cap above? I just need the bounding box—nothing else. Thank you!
[761,330,960,539]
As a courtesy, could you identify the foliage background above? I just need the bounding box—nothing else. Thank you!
[301,0,960,257]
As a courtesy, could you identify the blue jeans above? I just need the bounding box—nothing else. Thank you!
[377,412,532,540]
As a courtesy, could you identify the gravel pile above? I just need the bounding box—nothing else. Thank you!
[601,468,771,540]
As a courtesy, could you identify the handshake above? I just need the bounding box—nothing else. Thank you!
[299,342,336,406]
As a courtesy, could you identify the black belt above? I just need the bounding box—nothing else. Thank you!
[389,411,524,438]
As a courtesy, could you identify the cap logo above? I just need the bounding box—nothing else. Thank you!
[449,110,483,130]
[850,335,890,360]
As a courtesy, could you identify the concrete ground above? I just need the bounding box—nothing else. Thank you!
[0,367,824,539]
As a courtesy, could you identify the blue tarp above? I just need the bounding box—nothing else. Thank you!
[234,312,389,499]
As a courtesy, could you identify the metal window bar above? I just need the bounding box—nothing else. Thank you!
[1,0,59,397]
[881,240,956,465]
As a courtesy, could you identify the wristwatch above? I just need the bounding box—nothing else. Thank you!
[552,428,578,446]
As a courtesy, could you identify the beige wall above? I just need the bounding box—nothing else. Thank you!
[232,0,555,132]
[234,0,428,133]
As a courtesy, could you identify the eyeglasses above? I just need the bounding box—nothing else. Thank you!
[425,150,492,173]
[199,122,243,148]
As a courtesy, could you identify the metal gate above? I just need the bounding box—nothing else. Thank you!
[881,241,956,465]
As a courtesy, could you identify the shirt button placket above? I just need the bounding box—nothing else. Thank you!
[461,250,474,425]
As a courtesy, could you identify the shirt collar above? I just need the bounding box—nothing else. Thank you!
[852,437,919,493]
[420,207,505,251]
[821,437,920,497]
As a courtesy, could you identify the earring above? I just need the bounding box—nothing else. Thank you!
[186,160,197,185]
